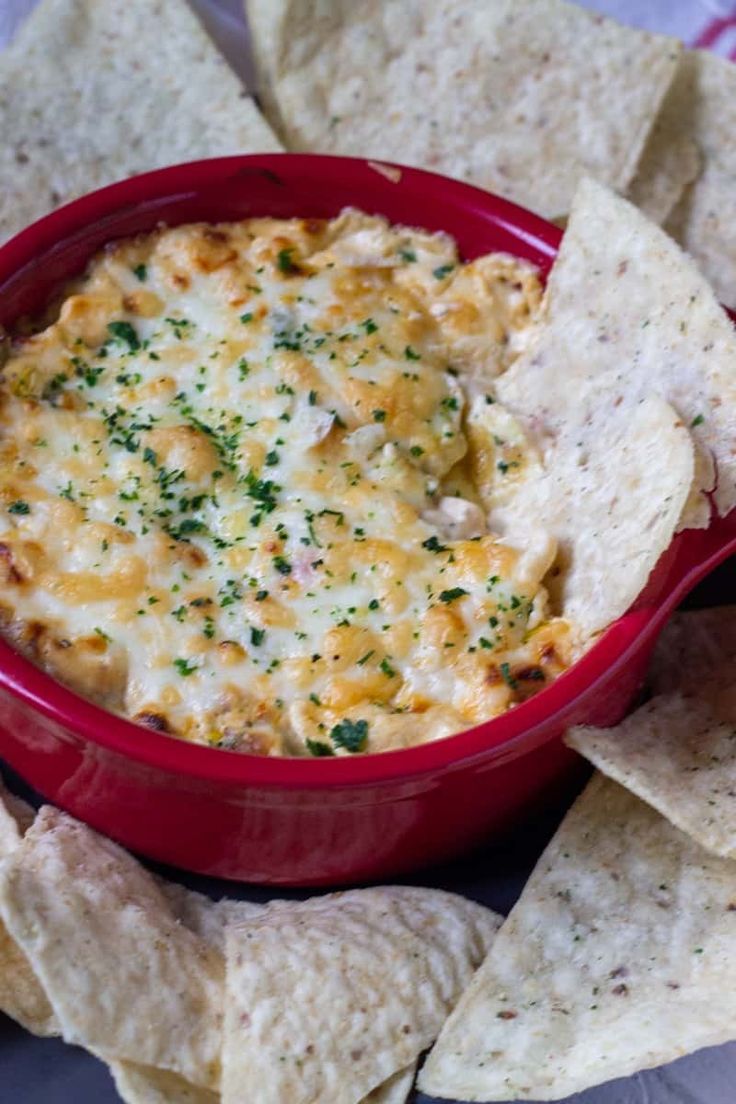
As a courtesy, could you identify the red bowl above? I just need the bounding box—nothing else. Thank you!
[0,154,734,885]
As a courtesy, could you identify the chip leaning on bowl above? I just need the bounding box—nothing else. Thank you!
[0,210,575,757]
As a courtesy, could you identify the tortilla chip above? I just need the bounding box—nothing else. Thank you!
[650,606,736,696]
[246,0,680,219]
[222,887,500,1103]
[0,781,58,1037]
[496,177,736,526]
[110,1063,219,1104]
[0,0,281,242]
[158,882,264,953]
[492,393,693,637]
[362,1064,415,1104]
[626,50,736,308]
[567,607,736,859]
[0,808,224,1090]
[627,54,702,225]
[420,774,736,1100]
[0,780,23,857]
[667,160,736,311]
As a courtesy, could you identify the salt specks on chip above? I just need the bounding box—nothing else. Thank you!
[496,177,736,527]
[420,774,736,1101]
[0,807,224,1090]
[246,0,679,219]
[490,393,693,637]
[628,50,736,308]
[0,0,281,243]
[222,887,501,1104]
[567,607,736,860]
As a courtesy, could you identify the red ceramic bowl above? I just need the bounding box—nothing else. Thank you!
[0,154,734,886]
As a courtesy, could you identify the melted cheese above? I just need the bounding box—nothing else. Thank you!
[0,211,573,756]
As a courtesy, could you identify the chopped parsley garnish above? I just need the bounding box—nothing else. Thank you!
[132,264,147,282]
[106,321,140,352]
[173,657,198,677]
[379,657,396,678]
[433,263,455,280]
[691,413,705,427]
[255,589,269,602]
[372,409,387,422]
[361,318,378,334]
[273,555,291,576]
[306,738,335,757]
[439,587,468,603]
[245,472,280,521]
[7,500,30,515]
[404,345,421,361]
[330,718,369,753]
[357,650,375,666]
[441,395,459,411]
[399,248,417,263]
[422,535,447,553]
[276,247,298,274]
[167,518,207,541]
[165,317,193,340]
[265,450,280,466]
[240,312,254,324]
[368,598,380,610]
[500,662,518,690]
[410,445,424,457]
[250,627,266,646]
[72,356,105,388]
[308,389,318,406]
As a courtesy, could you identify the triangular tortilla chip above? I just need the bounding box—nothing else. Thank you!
[650,605,736,696]
[491,392,693,637]
[362,1064,415,1104]
[627,50,736,308]
[420,774,736,1100]
[246,0,679,219]
[496,177,736,524]
[627,55,701,225]
[0,781,58,1037]
[668,159,736,312]
[109,1063,220,1104]
[0,807,224,1090]
[567,607,736,859]
[0,0,281,241]
[222,887,500,1103]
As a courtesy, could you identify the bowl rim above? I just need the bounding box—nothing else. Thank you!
[0,152,731,790]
